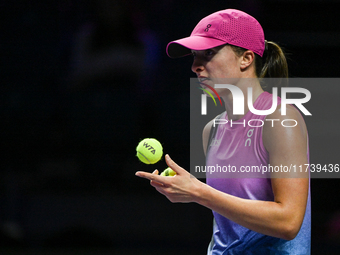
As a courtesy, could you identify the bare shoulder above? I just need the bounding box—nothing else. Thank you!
[263,104,308,156]
[264,104,307,132]
[268,103,306,120]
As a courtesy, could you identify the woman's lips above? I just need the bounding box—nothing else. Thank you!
[198,77,210,87]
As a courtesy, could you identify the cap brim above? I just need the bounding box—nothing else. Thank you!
[166,36,226,58]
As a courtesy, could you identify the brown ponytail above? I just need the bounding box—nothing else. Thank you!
[260,40,288,79]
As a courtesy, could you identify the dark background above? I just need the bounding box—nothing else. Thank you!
[1,0,339,254]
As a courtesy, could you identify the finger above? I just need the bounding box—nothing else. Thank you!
[150,180,164,187]
[165,154,186,175]
[150,170,163,186]
[135,171,151,179]
[135,171,167,184]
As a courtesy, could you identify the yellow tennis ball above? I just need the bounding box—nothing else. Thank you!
[160,167,176,176]
[136,138,163,164]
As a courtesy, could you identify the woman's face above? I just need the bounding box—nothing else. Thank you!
[191,45,242,86]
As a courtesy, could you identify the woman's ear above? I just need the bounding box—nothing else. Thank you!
[240,50,255,70]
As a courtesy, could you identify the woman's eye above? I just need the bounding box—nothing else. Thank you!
[205,50,214,56]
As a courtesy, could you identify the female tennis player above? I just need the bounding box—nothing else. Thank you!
[136,9,310,254]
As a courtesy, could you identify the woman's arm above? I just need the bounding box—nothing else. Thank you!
[135,105,309,240]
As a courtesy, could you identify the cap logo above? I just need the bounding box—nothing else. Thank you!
[204,24,212,32]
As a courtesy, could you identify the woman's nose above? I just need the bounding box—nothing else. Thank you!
[191,58,205,74]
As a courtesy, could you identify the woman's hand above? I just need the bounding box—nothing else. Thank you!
[135,154,203,203]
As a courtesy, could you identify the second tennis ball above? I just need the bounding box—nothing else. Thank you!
[136,138,163,164]
[161,167,176,176]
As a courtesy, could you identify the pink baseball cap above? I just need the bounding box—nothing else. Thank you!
[166,9,265,58]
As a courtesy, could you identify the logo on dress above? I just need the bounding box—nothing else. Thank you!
[245,129,254,146]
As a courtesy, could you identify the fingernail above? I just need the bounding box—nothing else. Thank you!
[165,154,170,160]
